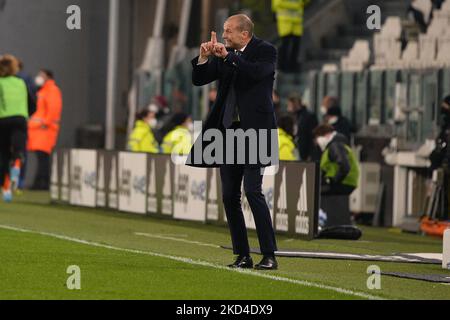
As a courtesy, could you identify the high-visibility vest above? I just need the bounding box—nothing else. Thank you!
[161,126,192,155]
[272,0,309,37]
[128,120,160,154]
[320,143,360,188]
[278,128,298,161]
[0,76,28,119]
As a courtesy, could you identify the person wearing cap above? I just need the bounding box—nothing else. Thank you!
[128,106,160,154]
[161,113,193,155]
[321,96,353,143]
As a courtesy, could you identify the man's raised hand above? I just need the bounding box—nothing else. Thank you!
[211,31,218,46]
[213,43,228,59]
[199,31,218,63]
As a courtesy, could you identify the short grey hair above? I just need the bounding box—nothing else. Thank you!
[227,14,254,37]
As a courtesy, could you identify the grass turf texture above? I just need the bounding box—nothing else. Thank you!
[0,192,449,300]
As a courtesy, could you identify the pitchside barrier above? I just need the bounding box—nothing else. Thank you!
[50,149,320,240]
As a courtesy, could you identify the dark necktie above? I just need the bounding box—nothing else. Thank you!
[222,51,242,129]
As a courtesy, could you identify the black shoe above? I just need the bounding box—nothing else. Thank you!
[254,256,278,270]
[228,255,253,269]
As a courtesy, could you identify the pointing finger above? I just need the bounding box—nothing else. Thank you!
[211,31,217,44]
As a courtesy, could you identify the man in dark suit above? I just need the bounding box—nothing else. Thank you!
[186,14,279,270]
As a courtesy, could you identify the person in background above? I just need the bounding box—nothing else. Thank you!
[272,90,282,120]
[313,124,359,196]
[277,114,299,161]
[0,54,28,202]
[171,88,188,113]
[16,60,37,116]
[272,0,309,72]
[287,93,318,161]
[128,106,160,154]
[16,59,37,191]
[161,112,193,156]
[429,95,450,218]
[153,95,170,121]
[321,96,353,143]
[208,87,218,113]
[152,95,173,144]
[27,69,63,190]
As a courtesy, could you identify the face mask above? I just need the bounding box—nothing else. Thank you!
[317,137,329,152]
[147,118,157,129]
[328,116,338,125]
[321,106,327,115]
[317,134,335,152]
[35,76,45,87]
[187,123,194,132]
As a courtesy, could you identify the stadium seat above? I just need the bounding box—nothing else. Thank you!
[400,40,419,69]
[373,34,402,69]
[322,63,339,73]
[372,17,403,69]
[380,17,403,39]
[341,40,371,72]
[436,37,450,67]
[419,35,438,68]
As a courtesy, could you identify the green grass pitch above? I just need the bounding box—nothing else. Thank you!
[0,192,449,300]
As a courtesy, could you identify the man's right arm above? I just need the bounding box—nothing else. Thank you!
[191,56,219,86]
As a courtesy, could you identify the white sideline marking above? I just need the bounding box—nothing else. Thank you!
[135,232,220,248]
[0,224,384,300]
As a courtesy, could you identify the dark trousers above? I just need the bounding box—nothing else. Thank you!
[278,35,301,72]
[321,183,355,196]
[0,116,27,186]
[31,151,50,190]
[220,164,278,256]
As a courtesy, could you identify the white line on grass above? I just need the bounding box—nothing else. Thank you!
[0,224,384,300]
[134,232,220,248]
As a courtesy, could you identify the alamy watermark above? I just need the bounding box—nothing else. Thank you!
[66,265,81,290]
[366,265,381,290]
[66,5,81,30]
[366,5,381,30]
[173,121,279,171]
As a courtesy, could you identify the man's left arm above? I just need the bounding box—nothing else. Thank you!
[223,44,276,81]
[328,142,351,184]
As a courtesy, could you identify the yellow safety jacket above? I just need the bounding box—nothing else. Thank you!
[161,126,192,156]
[272,0,309,37]
[128,120,159,153]
[278,128,299,161]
